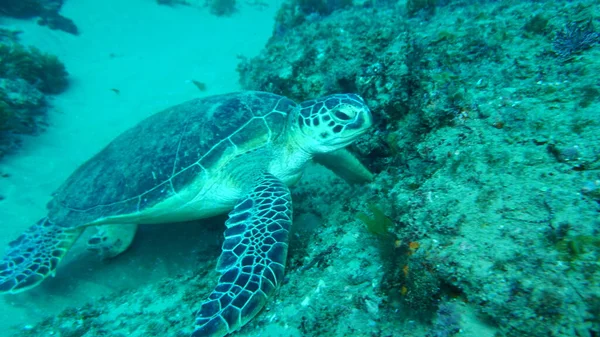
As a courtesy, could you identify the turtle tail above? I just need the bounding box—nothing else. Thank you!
[0,218,83,293]
[193,173,292,337]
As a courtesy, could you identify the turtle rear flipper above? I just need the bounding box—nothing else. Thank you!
[193,173,292,337]
[87,223,138,259]
[0,218,83,293]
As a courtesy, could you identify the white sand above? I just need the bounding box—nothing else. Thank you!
[0,0,278,332]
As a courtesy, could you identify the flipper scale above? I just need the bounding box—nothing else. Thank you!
[0,218,83,293]
[193,173,292,337]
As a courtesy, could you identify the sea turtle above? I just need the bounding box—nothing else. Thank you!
[0,91,373,336]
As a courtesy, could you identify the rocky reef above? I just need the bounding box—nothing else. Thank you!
[237,0,600,335]
[8,0,600,336]
[0,0,78,35]
[0,29,69,158]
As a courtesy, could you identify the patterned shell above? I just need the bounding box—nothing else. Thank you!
[47,91,296,227]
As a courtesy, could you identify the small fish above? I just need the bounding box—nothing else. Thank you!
[191,80,207,92]
[110,88,120,95]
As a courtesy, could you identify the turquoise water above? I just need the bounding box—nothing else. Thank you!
[0,0,598,336]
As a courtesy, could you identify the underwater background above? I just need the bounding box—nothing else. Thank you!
[0,0,598,336]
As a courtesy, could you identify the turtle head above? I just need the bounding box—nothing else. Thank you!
[293,94,372,153]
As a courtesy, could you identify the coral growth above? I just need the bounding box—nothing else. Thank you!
[237,0,600,336]
[0,34,68,158]
[553,21,599,60]
[0,44,69,94]
[0,0,79,35]
[428,302,461,337]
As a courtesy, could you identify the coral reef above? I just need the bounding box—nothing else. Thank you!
[428,302,461,337]
[236,0,600,335]
[0,0,78,35]
[0,32,68,158]
[553,21,599,61]
[6,0,600,336]
[0,44,69,95]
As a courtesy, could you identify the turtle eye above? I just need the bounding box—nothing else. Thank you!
[334,111,352,120]
[332,105,357,121]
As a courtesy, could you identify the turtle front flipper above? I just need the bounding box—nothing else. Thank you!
[314,148,373,184]
[0,218,84,293]
[193,173,292,337]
